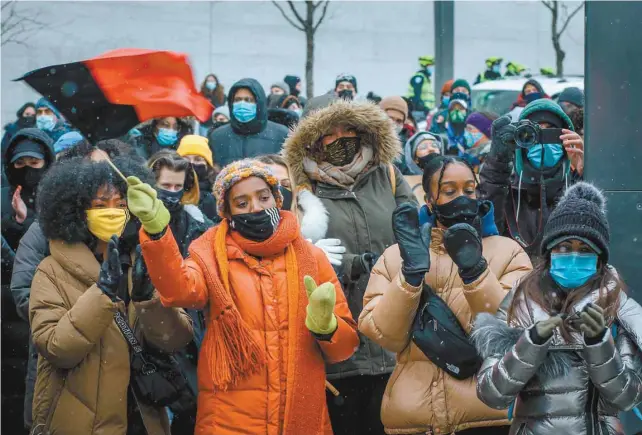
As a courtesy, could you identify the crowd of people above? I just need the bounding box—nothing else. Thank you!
[1,56,639,435]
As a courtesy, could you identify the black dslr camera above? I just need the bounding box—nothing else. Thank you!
[512,120,564,148]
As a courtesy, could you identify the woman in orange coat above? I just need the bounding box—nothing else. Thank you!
[126,158,359,435]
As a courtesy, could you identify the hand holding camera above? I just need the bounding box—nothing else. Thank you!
[490,116,565,162]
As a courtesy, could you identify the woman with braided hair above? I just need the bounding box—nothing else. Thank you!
[359,154,532,435]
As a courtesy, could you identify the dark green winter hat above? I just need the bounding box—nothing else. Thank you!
[450,79,471,94]
[519,99,574,131]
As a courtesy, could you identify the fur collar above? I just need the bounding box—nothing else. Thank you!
[472,313,577,378]
[297,189,329,242]
[283,99,402,189]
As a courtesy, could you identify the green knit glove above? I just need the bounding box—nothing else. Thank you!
[304,276,338,335]
[126,176,170,235]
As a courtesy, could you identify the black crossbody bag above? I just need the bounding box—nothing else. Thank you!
[411,283,482,380]
[113,311,189,407]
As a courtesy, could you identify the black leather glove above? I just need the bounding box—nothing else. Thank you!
[443,223,488,284]
[392,202,432,287]
[97,235,122,302]
[351,252,380,278]
[489,115,517,162]
[131,245,155,302]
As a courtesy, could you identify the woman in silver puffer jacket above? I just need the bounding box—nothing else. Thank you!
[472,182,642,435]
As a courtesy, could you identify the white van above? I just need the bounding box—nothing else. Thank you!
[471,75,584,116]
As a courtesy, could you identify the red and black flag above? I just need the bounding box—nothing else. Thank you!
[16,48,213,141]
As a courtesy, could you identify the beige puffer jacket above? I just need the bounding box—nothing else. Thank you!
[359,228,532,434]
[29,241,194,435]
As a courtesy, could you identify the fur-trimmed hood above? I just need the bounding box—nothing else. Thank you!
[283,99,402,189]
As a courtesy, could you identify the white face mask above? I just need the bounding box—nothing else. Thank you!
[395,124,403,134]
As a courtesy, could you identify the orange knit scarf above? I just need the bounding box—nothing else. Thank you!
[208,211,318,394]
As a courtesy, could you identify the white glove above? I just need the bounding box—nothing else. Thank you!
[314,238,346,266]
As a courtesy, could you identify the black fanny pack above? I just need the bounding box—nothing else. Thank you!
[411,284,482,379]
[114,311,189,407]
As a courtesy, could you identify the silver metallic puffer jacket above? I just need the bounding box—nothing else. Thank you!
[471,286,642,435]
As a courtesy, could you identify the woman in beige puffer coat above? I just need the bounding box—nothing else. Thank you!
[359,155,532,435]
[29,158,193,435]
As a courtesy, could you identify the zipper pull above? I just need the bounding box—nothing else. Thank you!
[434,320,438,331]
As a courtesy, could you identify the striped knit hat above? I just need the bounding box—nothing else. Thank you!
[213,159,283,217]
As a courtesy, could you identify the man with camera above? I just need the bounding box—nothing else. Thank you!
[478,99,584,259]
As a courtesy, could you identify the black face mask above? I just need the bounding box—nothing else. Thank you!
[337,89,355,101]
[230,207,281,242]
[14,166,46,190]
[323,136,360,167]
[279,186,293,211]
[192,164,210,185]
[211,120,229,131]
[432,195,480,229]
[157,189,184,214]
[17,116,36,129]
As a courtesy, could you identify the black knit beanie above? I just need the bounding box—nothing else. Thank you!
[540,182,610,261]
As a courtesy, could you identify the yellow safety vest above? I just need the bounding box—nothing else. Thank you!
[406,72,435,110]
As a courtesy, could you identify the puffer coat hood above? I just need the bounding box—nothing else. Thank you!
[358,228,532,434]
[283,99,402,189]
[227,77,268,135]
[472,279,642,435]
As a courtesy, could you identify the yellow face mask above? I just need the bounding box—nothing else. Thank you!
[86,208,130,242]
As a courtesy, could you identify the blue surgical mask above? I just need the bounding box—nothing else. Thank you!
[36,115,56,132]
[205,81,217,91]
[492,65,501,73]
[442,96,450,106]
[550,252,598,290]
[156,128,178,146]
[233,101,257,123]
[426,66,434,75]
[527,143,564,169]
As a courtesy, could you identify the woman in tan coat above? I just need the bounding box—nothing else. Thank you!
[359,154,532,435]
[29,157,194,435]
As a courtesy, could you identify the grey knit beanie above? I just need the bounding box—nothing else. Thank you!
[541,182,610,261]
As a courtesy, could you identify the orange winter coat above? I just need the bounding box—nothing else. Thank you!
[140,219,359,435]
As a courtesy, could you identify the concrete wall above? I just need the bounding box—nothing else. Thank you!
[1,0,585,126]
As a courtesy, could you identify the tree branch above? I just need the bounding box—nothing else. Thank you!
[271,1,305,31]
[1,1,49,47]
[313,1,330,32]
[287,1,307,28]
[557,1,585,37]
[541,0,554,12]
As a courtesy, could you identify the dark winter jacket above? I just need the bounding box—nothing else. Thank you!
[284,100,417,380]
[208,78,289,167]
[473,281,642,435]
[9,221,49,429]
[128,120,192,160]
[1,235,30,427]
[1,128,55,250]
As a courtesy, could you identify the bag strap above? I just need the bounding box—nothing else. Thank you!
[389,164,396,196]
[114,310,144,355]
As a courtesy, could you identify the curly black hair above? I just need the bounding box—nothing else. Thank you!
[37,156,154,243]
[57,138,134,161]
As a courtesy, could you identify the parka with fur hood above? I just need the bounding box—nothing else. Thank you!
[28,159,194,435]
[283,99,417,379]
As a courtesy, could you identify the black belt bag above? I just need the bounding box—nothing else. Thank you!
[114,311,188,407]
[411,284,482,380]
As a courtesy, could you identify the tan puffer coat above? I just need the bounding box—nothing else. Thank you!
[359,228,532,434]
[29,241,194,435]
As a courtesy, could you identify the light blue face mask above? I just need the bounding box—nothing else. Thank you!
[156,128,178,146]
[205,81,217,91]
[550,252,598,290]
[527,143,564,169]
[233,101,257,123]
[492,65,501,73]
[36,115,56,132]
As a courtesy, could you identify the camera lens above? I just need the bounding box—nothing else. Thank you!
[515,123,538,148]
